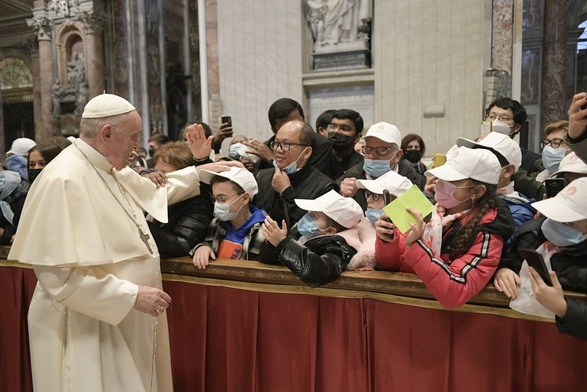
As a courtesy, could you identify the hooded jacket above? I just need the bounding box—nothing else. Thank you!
[375,199,515,308]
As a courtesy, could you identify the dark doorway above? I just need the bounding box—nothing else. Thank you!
[3,101,35,148]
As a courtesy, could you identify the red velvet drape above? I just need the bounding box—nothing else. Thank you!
[164,282,587,392]
[1,266,36,392]
[2,268,587,392]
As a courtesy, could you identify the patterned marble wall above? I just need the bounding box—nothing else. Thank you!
[374,0,488,157]
[216,1,304,143]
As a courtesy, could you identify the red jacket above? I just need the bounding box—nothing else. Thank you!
[375,204,514,308]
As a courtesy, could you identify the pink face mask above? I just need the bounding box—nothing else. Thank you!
[434,180,471,209]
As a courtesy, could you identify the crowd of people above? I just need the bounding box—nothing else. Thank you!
[5,92,587,390]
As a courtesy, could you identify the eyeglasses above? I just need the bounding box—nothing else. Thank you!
[362,146,396,157]
[211,192,244,204]
[365,190,381,201]
[327,123,354,133]
[540,138,566,149]
[269,141,310,152]
[485,113,514,123]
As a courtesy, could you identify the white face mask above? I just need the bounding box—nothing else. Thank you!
[213,194,244,221]
[491,119,513,136]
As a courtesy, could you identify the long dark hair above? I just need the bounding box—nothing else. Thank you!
[449,179,498,259]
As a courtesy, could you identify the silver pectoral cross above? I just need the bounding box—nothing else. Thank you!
[138,226,154,254]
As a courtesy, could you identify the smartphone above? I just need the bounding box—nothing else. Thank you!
[520,249,553,286]
[545,178,566,198]
[383,189,391,205]
[221,115,232,127]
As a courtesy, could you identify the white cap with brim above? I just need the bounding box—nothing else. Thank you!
[295,190,363,228]
[531,177,587,222]
[360,122,401,146]
[198,166,259,198]
[457,132,522,171]
[550,152,587,177]
[356,170,413,197]
[426,146,501,185]
[82,93,136,118]
[8,138,36,156]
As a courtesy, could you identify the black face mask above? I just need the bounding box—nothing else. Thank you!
[328,132,353,152]
[28,168,43,184]
[148,148,156,157]
[404,150,422,163]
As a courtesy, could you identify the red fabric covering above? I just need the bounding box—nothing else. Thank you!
[2,267,587,392]
[1,267,36,392]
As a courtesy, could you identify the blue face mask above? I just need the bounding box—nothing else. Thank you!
[541,218,587,247]
[229,143,244,160]
[365,209,384,223]
[273,147,308,175]
[213,194,244,221]
[297,213,321,239]
[363,159,391,178]
[541,146,566,172]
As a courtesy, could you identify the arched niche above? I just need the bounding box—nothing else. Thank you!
[55,22,86,87]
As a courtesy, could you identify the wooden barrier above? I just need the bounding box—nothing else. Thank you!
[2,251,587,391]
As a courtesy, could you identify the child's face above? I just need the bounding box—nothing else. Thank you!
[309,211,336,233]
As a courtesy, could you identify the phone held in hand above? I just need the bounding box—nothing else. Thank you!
[221,115,232,127]
[545,178,566,198]
[520,249,553,286]
[383,189,392,223]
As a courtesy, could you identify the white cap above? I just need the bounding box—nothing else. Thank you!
[8,138,36,156]
[356,170,413,197]
[551,152,587,177]
[531,177,587,222]
[295,190,363,228]
[198,166,258,198]
[426,146,501,185]
[82,93,136,118]
[457,132,522,171]
[361,122,401,146]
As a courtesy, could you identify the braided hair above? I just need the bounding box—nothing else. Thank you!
[449,179,498,259]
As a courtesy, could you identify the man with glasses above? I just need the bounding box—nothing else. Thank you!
[243,98,333,173]
[485,97,541,173]
[535,120,572,182]
[324,109,365,180]
[336,122,426,211]
[253,120,336,228]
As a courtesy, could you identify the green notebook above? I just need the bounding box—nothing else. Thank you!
[383,185,435,233]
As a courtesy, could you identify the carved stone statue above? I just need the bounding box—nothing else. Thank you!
[305,0,373,54]
[67,52,86,86]
[51,80,67,118]
[74,79,89,118]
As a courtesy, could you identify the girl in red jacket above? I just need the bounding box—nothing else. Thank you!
[374,146,515,308]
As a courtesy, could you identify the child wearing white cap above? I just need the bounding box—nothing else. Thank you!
[191,167,268,268]
[494,178,587,335]
[345,171,413,271]
[375,146,515,308]
[262,190,364,287]
[457,132,536,246]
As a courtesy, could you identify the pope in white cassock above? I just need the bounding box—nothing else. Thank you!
[9,94,238,391]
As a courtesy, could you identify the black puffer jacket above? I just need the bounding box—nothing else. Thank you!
[268,232,358,288]
[254,164,336,228]
[147,194,213,257]
[499,217,587,293]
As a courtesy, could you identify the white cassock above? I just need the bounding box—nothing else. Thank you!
[9,138,200,392]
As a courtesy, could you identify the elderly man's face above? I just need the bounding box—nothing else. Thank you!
[272,121,311,170]
[111,111,142,171]
[362,137,401,163]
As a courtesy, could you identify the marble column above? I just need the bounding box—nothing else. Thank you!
[82,16,105,99]
[540,0,567,129]
[27,15,54,142]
